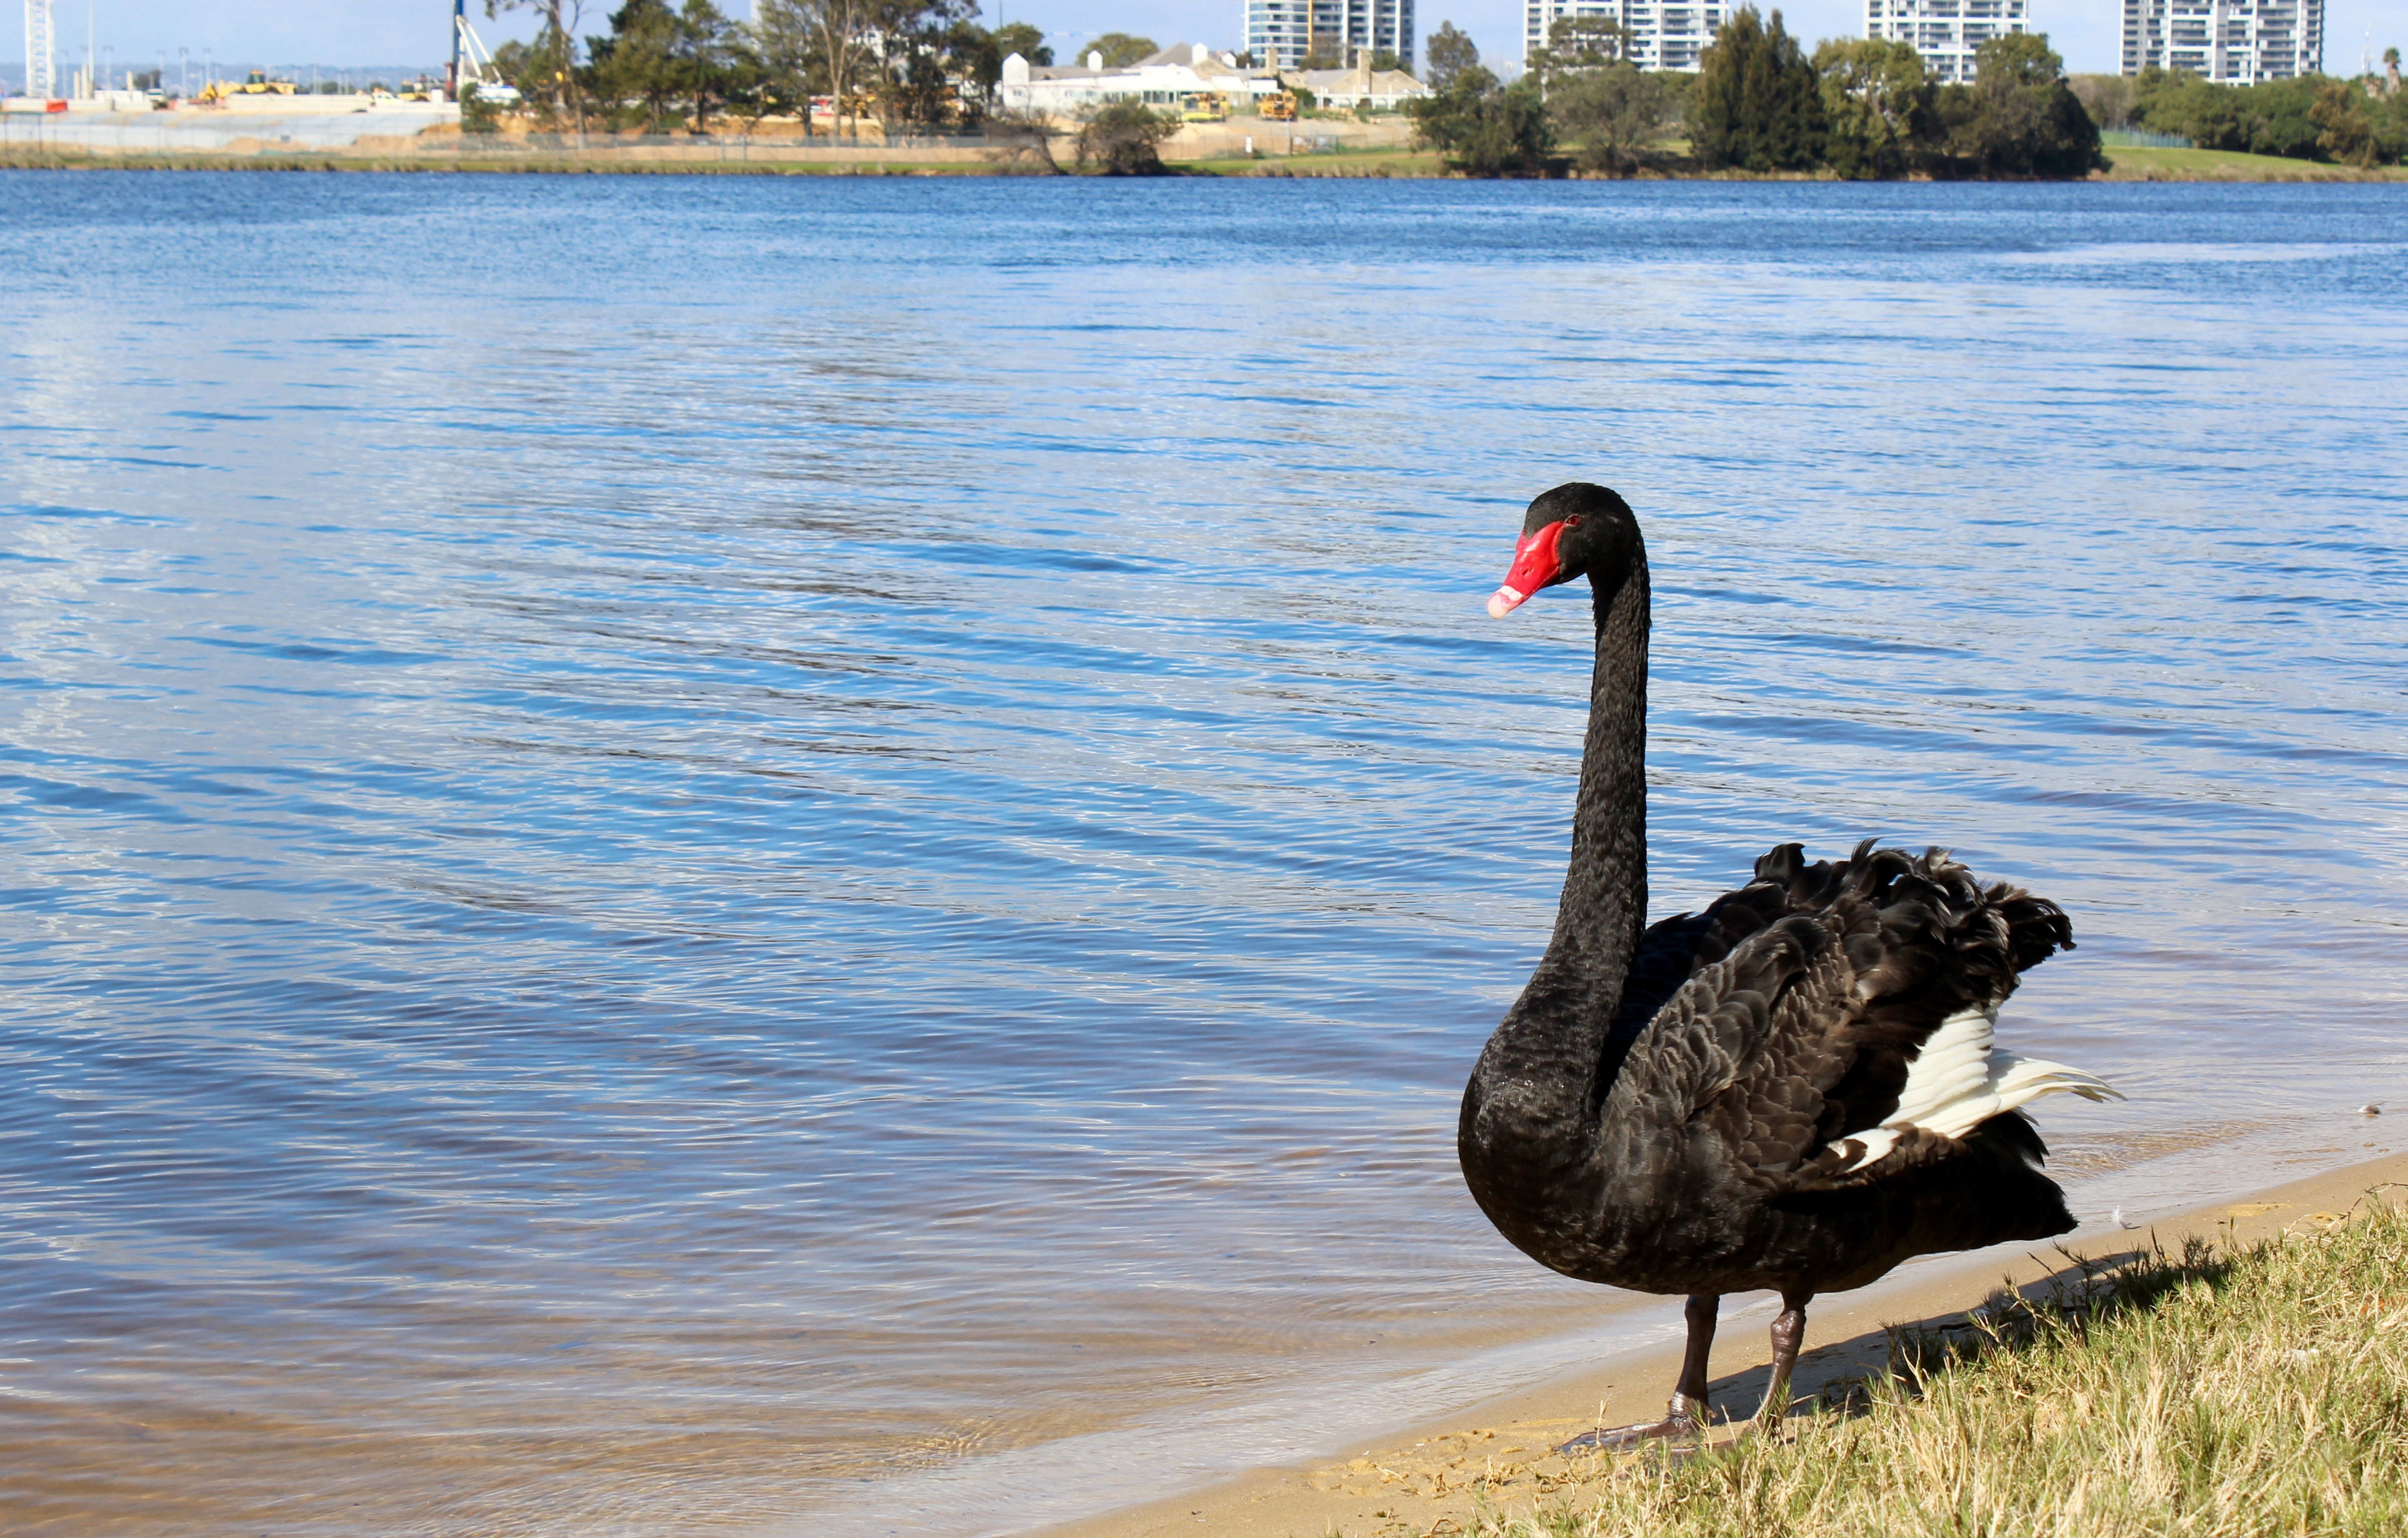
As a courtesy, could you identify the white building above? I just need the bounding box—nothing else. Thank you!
[1863,0,2029,84]
[1248,0,1416,71]
[1523,0,1730,74]
[999,43,1282,116]
[1286,56,1433,108]
[2121,0,2322,81]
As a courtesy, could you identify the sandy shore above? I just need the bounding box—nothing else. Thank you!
[1036,1142,2408,1538]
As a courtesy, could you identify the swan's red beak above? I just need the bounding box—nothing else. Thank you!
[1488,521,1567,618]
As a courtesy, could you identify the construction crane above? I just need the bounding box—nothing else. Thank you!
[449,0,520,104]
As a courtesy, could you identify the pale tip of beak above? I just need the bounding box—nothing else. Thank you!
[1487,587,1524,619]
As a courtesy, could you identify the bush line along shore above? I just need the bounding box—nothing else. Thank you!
[6,145,2402,181]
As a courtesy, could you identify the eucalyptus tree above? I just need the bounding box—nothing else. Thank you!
[1549,62,1670,175]
[1813,36,1927,178]
[753,0,877,137]
[1423,21,1477,89]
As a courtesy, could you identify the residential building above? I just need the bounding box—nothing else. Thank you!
[1863,0,2029,84]
[1286,55,1433,108]
[999,42,1283,115]
[1523,0,1730,74]
[1247,0,1415,71]
[2121,0,2322,81]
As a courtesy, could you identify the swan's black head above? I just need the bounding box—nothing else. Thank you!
[1486,483,1641,618]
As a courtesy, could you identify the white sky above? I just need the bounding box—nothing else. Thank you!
[16,0,2403,86]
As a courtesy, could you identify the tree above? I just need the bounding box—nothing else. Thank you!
[585,0,682,129]
[752,0,875,137]
[1406,64,1554,175]
[1930,33,2101,178]
[1368,48,1407,74]
[1690,6,1824,171]
[675,0,753,133]
[1088,32,1157,68]
[1074,99,1178,172]
[1813,36,1927,178]
[461,81,505,132]
[2311,80,2383,166]
[2068,70,2134,130]
[489,0,589,125]
[1424,21,1478,91]
[581,0,756,132]
[2135,70,2352,161]
[1548,60,1669,174]
[984,105,1064,170]
[873,10,996,128]
[1530,14,1633,91]
[749,0,823,134]
[992,22,1051,66]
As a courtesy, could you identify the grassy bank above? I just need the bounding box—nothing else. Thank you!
[1471,1196,2408,1538]
[2097,144,2408,182]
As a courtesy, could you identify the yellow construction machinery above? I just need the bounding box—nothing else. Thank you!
[1180,91,1229,122]
[1257,90,1297,122]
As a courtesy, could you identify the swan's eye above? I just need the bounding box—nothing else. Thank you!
[1562,517,1581,528]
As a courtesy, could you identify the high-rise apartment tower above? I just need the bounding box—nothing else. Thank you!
[2121,0,2321,80]
[1864,0,2029,83]
[1523,0,1729,71]
[22,0,56,96]
[1247,0,1415,69]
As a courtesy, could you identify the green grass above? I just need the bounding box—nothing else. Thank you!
[1472,1198,2408,1537]
[2096,144,2408,181]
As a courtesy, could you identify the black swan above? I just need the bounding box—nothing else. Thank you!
[1459,483,2119,1451]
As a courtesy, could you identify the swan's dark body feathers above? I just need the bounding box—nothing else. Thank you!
[1464,839,2080,1297]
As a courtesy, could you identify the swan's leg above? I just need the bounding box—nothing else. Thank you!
[1557,1293,1718,1454]
[1740,1290,1811,1434]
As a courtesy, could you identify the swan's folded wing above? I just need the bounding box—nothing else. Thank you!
[1618,842,2091,1194]
[1609,908,1865,1190]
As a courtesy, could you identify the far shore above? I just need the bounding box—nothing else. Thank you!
[2,141,2402,183]
[1035,1144,2408,1538]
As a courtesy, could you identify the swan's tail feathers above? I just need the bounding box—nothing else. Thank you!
[1913,1052,2124,1144]
[1807,1004,2122,1184]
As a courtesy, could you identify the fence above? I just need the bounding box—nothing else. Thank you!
[2100,128,2194,149]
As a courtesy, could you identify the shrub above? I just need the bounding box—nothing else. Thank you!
[1074,99,1178,174]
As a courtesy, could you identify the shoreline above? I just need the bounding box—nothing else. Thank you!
[1032,1144,2408,1538]
[2,145,2403,182]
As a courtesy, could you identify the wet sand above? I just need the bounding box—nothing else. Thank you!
[1038,1143,2408,1538]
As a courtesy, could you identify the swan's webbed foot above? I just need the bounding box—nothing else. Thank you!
[1555,1393,1705,1455]
[1557,1295,1724,1458]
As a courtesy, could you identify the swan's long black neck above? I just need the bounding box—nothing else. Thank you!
[1548,554,1651,1039]
[1459,552,1650,1219]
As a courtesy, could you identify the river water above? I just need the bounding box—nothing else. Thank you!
[4,175,2404,1535]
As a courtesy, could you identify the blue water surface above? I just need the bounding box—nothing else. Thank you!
[3,174,2405,1536]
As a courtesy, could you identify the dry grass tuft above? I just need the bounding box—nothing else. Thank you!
[1469,1195,2408,1538]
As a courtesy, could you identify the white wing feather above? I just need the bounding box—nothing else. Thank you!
[1832,1003,2120,1174]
